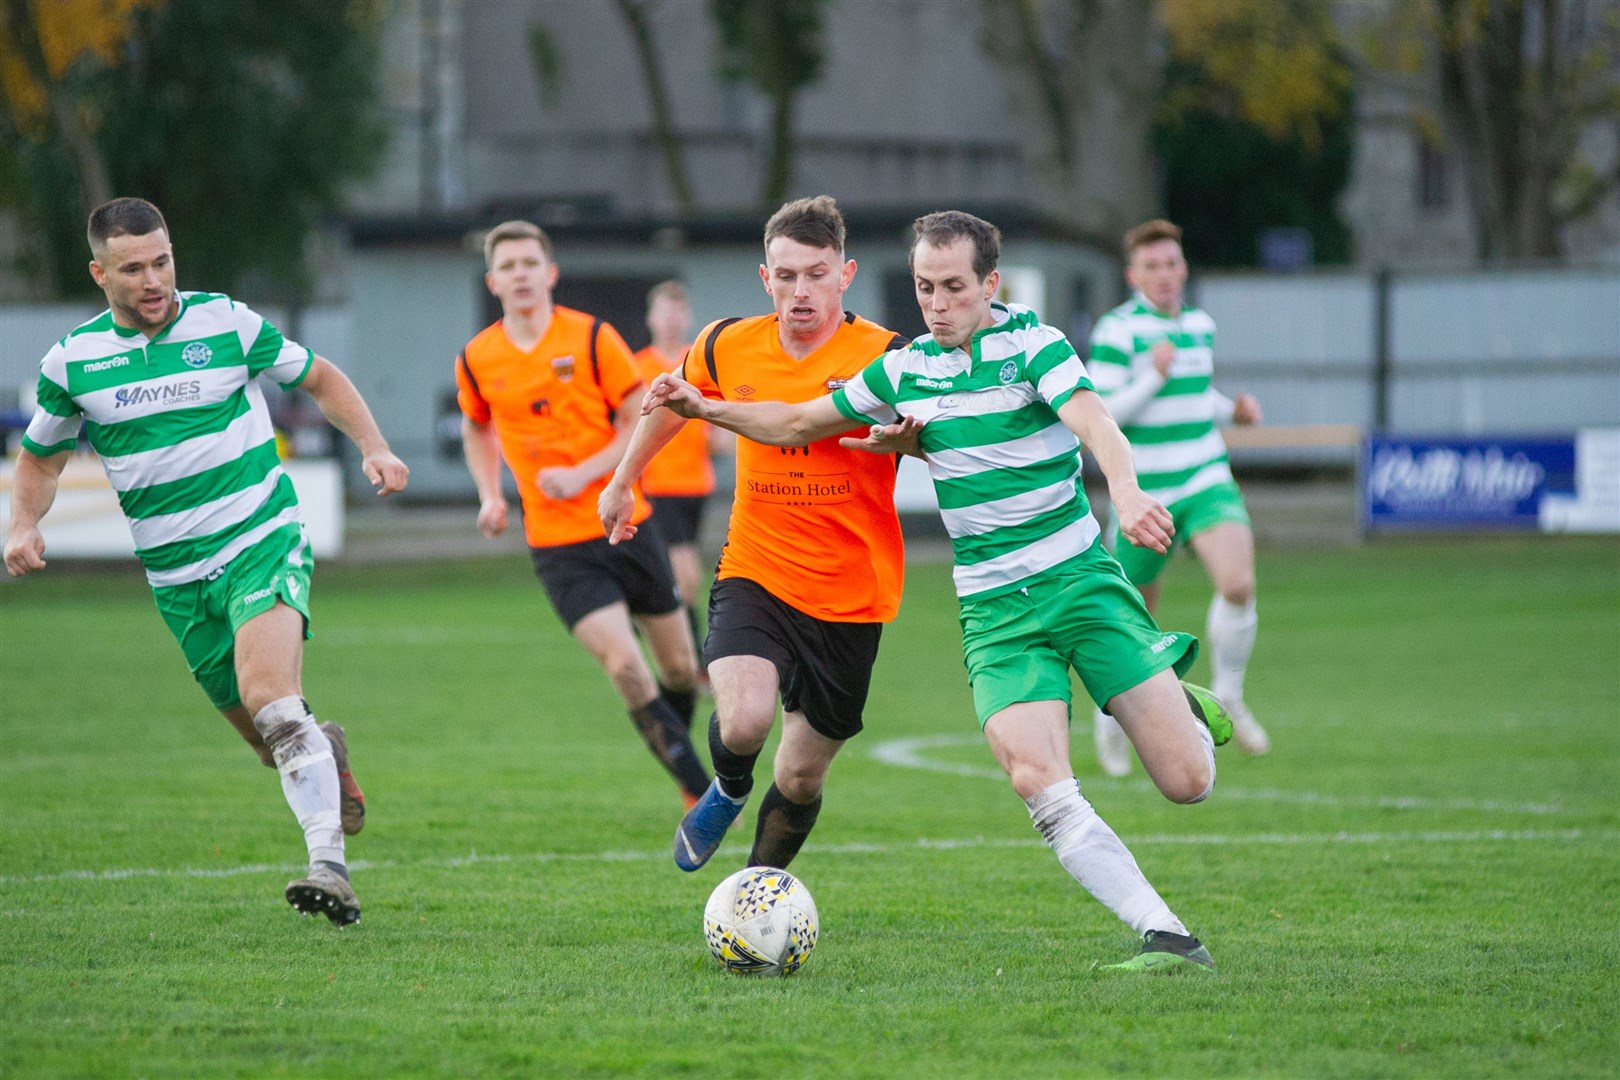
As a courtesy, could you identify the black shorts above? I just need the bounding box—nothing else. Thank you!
[648,494,708,547]
[704,576,883,742]
[529,530,681,631]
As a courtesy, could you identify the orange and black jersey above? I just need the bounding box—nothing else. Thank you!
[633,344,716,498]
[456,306,652,548]
[685,312,909,623]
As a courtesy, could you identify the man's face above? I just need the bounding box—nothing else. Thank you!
[89,230,177,332]
[486,237,557,312]
[1125,238,1188,313]
[759,237,854,340]
[912,237,997,351]
[646,294,691,345]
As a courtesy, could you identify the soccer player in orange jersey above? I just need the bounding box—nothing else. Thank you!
[601,196,911,873]
[456,221,708,808]
[631,281,733,665]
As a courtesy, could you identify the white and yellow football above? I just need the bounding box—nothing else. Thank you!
[703,866,818,976]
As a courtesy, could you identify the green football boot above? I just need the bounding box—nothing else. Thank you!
[1102,930,1216,973]
[1182,682,1233,747]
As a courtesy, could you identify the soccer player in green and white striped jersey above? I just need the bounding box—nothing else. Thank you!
[1087,219,1269,773]
[3,198,408,926]
[636,211,1232,973]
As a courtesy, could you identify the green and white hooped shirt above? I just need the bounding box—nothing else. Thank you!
[22,291,313,588]
[1087,293,1235,506]
[831,302,1097,601]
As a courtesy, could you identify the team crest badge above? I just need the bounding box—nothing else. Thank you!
[182,342,213,368]
[552,355,576,381]
[998,360,1018,385]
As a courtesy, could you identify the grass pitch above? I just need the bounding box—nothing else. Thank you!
[1,535,1616,1077]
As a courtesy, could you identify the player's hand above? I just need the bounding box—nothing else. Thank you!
[1231,393,1262,425]
[839,415,922,456]
[598,481,637,544]
[362,450,409,496]
[476,497,509,539]
[644,372,707,420]
[1113,486,1174,554]
[3,525,47,577]
[1151,339,1175,378]
[538,465,589,501]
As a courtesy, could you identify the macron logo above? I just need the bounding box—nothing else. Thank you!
[83,355,131,373]
[242,586,277,606]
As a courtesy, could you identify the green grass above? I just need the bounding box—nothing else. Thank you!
[1,535,1617,1077]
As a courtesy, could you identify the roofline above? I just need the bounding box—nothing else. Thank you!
[343,202,1118,257]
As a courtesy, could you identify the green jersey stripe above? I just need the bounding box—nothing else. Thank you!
[932,451,1078,510]
[134,475,298,571]
[920,403,1058,453]
[117,438,280,521]
[34,376,78,417]
[20,433,77,456]
[1121,420,1215,445]
[950,494,1086,566]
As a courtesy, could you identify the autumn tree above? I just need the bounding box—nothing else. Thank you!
[0,0,387,298]
[1157,0,1355,266]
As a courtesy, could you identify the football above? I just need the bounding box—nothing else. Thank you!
[702,866,819,976]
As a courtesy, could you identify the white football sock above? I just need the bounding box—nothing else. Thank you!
[1189,718,1216,803]
[1207,596,1258,707]
[253,696,344,867]
[1025,777,1187,936]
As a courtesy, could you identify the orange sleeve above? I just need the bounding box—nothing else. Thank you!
[591,321,643,409]
[454,347,491,425]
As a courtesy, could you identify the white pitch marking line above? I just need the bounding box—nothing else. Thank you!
[2,829,1613,888]
[867,733,1573,816]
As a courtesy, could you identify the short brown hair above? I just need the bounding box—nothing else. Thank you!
[1123,219,1182,256]
[910,210,1001,281]
[88,197,168,254]
[762,195,845,257]
[483,220,554,269]
[646,279,688,309]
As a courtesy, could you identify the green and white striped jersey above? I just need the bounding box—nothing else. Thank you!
[1088,293,1235,505]
[831,302,1096,600]
[21,290,313,588]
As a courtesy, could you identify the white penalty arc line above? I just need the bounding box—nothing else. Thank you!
[867,733,1575,816]
[2,829,1614,889]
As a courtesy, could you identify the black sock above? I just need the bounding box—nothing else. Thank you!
[708,711,759,801]
[629,698,710,799]
[660,682,696,732]
[748,783,821,870]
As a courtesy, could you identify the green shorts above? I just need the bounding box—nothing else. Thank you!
[1111,480,1250,586]
[151,523,314,710]
[957,539,1198,727]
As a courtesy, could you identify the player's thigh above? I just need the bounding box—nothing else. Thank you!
[1105,667,1212,800]
[233,603,307,713]
[1188,520,1255,604]
[571,601,646,668]
[982,699,1073,798]
[634,607,698,685]
[772,710,844,791]
[708,654,782,745]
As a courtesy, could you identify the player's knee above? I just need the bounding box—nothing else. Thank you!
[1002,758,1069,801]
[1162,759,1215,805]
[1218,577,1255,607]
[772,765,825,804]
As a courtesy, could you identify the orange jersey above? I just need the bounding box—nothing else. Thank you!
[686,312,910,623]
[456,306,651,548]
[633,344,716,497]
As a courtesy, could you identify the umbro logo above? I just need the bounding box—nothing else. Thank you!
[734,384,755,396]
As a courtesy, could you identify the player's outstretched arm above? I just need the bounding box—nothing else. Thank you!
[299,356,408,496]
[1058,390,1173,555]
[600,402,690,544]
[837,415,923,456]
[646,372,850,448]
[3,448,69,577]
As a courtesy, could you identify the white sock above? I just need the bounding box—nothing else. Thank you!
[1025,777,1187,936]
[253,696,344,867]
[1189,719,1216,803]
[1207,596,1258,707]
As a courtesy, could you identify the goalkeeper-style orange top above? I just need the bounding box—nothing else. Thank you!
[456,306,651,548]
[684,312,909,623]
[633,344,716,498]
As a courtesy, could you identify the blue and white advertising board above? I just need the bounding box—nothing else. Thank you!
[1362,435,1578,532]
